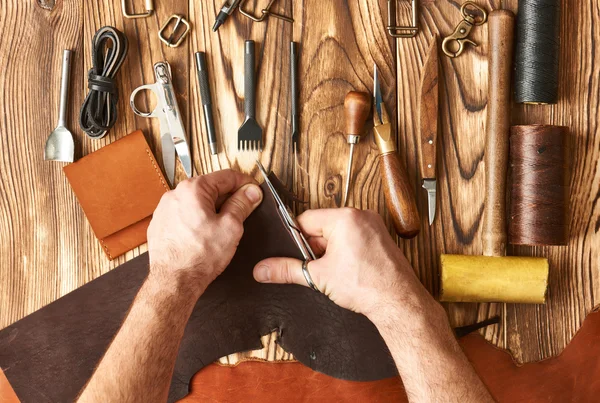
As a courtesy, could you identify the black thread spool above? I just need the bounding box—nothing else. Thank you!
[509,125,569,246]
[514,0,561,104]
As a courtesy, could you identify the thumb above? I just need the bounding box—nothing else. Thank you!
[254,257,319,288]
[219,183,263,223]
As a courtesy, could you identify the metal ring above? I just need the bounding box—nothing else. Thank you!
[301,260,320,293]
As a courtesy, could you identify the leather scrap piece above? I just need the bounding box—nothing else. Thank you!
[0,182,396,403]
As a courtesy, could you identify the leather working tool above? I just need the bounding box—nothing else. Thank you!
[79,26,128,140]
[194,52,218,155]
[213,0,242,31]
[158,15,190,48]
[442,1,488,58]
[238,40,263,151]
[290,42,299,193]
[44,49,74,163]
[342,92,371,207]
[256,160,315,264]
[373,64,420,238]
[386,0,418,38]
[418,36,439,225]
[239,0,294,23]
[130,61,192,186]
[440,10,549,304]
[121,0,153,18]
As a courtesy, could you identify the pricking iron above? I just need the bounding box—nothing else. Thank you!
[130,61,193,186]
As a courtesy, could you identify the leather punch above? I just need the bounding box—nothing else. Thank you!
[130,61,192,186]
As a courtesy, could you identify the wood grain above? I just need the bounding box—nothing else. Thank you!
[0,0,599,369]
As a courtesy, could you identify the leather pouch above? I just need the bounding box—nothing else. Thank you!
[63,130,169,259]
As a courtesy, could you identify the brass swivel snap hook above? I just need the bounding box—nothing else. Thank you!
[442,2,488,58]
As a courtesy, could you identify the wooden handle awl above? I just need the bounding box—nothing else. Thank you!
[379,152,420,238]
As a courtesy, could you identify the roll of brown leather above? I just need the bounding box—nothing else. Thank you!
[509,125,570,245]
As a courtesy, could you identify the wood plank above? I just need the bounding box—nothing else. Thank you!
[0,0,599,368]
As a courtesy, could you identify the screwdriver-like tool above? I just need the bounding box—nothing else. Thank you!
[342,91,371,206]
[373,64,420,238]
[212,0,242,31]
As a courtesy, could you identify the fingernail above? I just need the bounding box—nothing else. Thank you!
[254,265,270,282]
[245,184,262,204]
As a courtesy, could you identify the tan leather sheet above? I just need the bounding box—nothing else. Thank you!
[181,309,600,402]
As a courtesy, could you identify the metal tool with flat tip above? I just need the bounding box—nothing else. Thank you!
[238,40,263,151]
[290,42,299,193]
[342,91,371,207]
[130,61,192,186]
[419,36,440,225]
[195,52,218,155]
[373,64,420,238]
[45,50,75,163]
[213,0,242,31]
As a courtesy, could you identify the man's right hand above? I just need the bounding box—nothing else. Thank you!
[252,208,436,319]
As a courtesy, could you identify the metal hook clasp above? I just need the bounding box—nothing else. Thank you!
[442,1,488,58]
[239,0,293,23]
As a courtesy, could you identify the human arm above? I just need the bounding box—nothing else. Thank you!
[77,170,263,403]
[253,208,493,403]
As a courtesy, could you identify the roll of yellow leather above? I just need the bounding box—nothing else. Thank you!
[440,255,549,303]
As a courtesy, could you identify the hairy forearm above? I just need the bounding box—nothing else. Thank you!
[369,287,494,402]
[78,270,200,403]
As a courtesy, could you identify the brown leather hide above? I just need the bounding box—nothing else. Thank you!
[180,309,600,403]
[0,182,396,403]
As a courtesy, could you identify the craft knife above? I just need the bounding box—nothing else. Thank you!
[419,37,439,225]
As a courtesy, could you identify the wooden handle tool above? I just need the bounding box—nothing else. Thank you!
[373,65,420,238]
[342,91,371,206]
[418,36,440,225]
[483,10,515,257]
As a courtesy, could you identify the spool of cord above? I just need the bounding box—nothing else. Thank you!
[509,125,569,246]
[79,26,128,139]
[514,0,561,104]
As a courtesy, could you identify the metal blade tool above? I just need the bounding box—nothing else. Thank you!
[238,40,263,151]
[373,64,420,238]
[290,42,299,193]
[419,37,440,225]
[130,61,192,186]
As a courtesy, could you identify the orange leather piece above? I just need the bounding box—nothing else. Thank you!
[182,310,600,403]
[0,369,19,403]
[180,361,406,403]
[63,130,169,259]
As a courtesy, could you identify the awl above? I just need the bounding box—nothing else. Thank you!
[418,36,439,225]
[373,64,420,238]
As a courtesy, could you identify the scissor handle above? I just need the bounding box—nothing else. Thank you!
[130,84,159,117]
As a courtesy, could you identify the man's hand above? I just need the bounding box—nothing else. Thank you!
[147,169,263,299]
[253,208,494,402]
[253,208,435,317]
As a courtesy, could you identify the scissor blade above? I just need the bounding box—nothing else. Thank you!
[374,63,383,123]
[161,130,176,186]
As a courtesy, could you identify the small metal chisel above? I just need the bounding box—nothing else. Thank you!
[419,36,440,225]
[195,52,218,155]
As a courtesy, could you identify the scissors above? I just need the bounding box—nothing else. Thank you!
[256,160,315,262]
[130,61,192,186]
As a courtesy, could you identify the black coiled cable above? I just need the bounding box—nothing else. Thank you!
[79,26,128,139]
[514,0,561,104]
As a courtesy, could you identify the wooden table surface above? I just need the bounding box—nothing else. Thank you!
[0,0,598,365]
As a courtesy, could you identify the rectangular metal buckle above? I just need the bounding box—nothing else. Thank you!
[387,0,419,38]
[158,15,191,48]
[239,0,293,23]
[121,0,154,19]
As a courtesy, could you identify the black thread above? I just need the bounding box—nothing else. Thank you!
[79,26,128,139]
[514,0,561,104]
